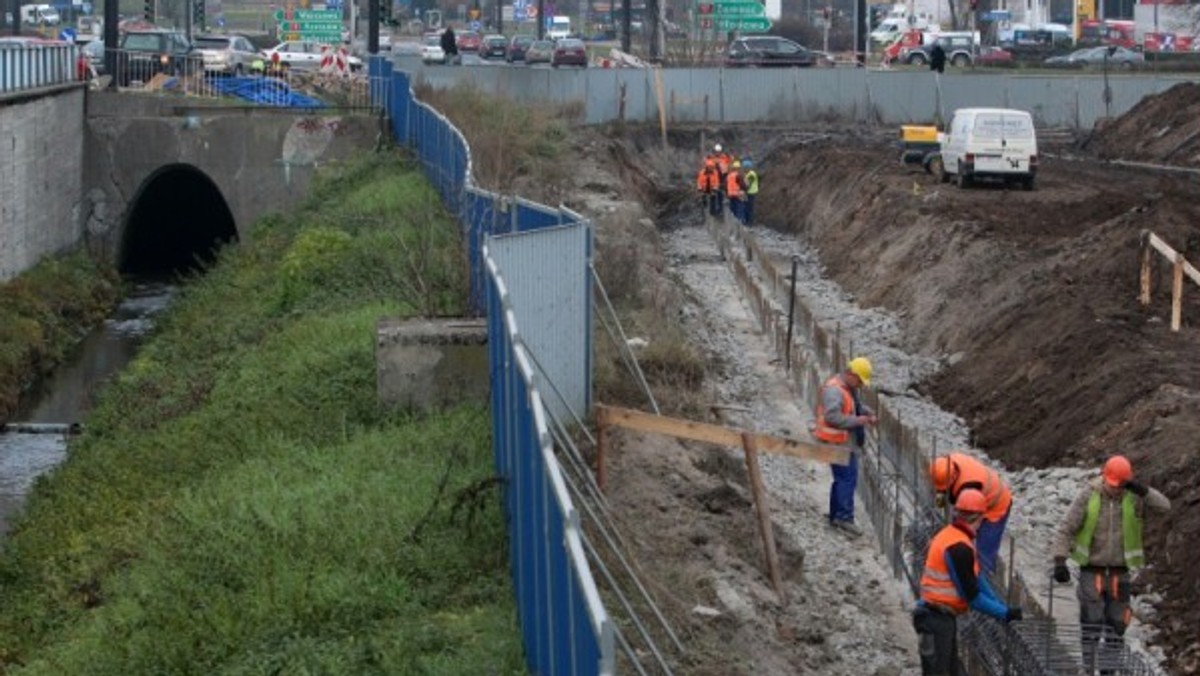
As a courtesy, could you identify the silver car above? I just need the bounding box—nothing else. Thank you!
[193,34,259,75]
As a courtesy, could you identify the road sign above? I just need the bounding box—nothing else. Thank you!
[273,8,340,21]
[714,2,766,16]
[715,16,771,31]
[278,20,343,31]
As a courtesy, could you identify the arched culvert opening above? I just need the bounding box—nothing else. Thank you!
[120,164,238,277]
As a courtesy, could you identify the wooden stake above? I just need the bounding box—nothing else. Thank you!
[1139,234,1152,305]
[741,432,786,602]
[1173,253,1184,332]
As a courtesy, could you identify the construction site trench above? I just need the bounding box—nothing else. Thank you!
[450,83,1200,675]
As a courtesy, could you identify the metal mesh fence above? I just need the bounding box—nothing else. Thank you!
[705,215,1163,676]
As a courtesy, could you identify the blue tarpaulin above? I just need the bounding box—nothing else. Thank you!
[207,77,326,108]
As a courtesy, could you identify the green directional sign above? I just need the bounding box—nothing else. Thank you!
[714,2,766,16]
[278,20,343,31]
[273,8,340,21]
[715,16,772,31]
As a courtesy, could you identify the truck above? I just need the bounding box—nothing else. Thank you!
[547,15,571,40]
[20,3,61,25]
[1133,3,1198,51]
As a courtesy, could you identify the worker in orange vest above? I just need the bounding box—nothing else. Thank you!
[929,452,1013,574]
[914,489,1023,675]
[725,160,746,222]
[696,159,721,217]
[813,356,876,537]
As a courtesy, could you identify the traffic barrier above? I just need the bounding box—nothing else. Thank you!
[0,43,78,95]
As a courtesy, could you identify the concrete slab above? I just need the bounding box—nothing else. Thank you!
[375,318,488,412]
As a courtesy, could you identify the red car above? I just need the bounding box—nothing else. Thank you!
[551,38,588,68]
[976,46,1014,66]
[456,31,481,52]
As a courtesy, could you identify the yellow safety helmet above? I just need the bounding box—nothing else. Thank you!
[847,356,872,386]
[732,160,741,168]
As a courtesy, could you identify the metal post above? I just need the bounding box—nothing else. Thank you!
[785,255,798,370]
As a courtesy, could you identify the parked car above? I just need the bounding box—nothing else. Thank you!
[1044,45,1143,68]
[456,31,481,52]
[263,40,363,71]
[904,32,978,67]
[421,33,446,64]
[551,37,587,67]
[480,34,507,59]
[525,39,553,65]
[506,34,533,62]
[115,29,195,86]
[724,36,815,68]
[975,46,1014,65]
[193,34,258,75]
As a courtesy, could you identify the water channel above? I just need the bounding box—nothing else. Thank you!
[0,281,175,534]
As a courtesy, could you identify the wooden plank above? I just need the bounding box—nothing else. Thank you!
[742,432,786,602]
[1149,232,1200,287]
[597,404,850,466]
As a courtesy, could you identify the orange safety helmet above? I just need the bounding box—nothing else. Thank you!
[704,158,716,168]
[954,488,988,515]
[930,456,957,492]
[1102,455,1133,487]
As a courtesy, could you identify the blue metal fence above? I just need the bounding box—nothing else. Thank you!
[374,56,615,675]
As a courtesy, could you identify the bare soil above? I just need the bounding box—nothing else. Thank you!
[453,87,1200,674]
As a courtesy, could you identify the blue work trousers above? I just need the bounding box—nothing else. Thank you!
[829,448,859,523]
[743,194,756,225]
[729,197,743,222]
[974,506,1010,574]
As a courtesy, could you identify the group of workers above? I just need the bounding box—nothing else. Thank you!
[695,143,759,225]
[814,358,1172,675]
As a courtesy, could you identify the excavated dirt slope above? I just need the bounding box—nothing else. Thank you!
[1089,81,1200,169]
[758,124,1200,673]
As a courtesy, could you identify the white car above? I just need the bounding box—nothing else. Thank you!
[262,40,363,72]
[421,34,445,64]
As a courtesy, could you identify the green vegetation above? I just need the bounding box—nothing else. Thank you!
[0,252,120,422]
[0,152,523,674]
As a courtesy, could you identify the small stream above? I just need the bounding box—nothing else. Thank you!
[0,281,175,534]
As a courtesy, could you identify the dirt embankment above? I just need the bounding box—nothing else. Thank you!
[758,142,1200,673]
[1089,82,1200,169]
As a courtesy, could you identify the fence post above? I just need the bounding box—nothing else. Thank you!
[1172,253,1184,331]
[1139,231,1152,305]
[741,432,786,603]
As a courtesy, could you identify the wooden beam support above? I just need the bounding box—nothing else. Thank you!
[595,404,850,467]
[742,432,786,602]
[1139,234,1152,305]
[1173,253,1184,332]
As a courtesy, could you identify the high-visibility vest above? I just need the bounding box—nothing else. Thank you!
[696,168,719,192]
[715,153,732,174]
[726,171,743,198]
[813,375,853,444]
[948,453,1012,522]
[745,169,759,195]
[1071,490,1145,570]
[920,525,977,614]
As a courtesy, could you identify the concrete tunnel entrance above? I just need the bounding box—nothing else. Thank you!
[120,164,238,277]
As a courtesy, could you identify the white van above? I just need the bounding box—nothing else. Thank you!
[547,15,571,40]
[871,15,934,44]
[20,3,61,25]
[939,108,1038,190]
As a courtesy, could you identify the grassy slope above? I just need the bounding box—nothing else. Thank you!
[0,151,523,674]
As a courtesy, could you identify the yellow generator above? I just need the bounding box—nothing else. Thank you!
[899,124,943,174]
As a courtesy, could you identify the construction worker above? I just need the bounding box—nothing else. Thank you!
[1052,455,1170,670]
[914,489,1023,675]
[741,158,758,225]
[711,143,733,205]
[696,159,721,217]
[725,160,745,223]
[813,357,876,537]
[929,452,1012,575]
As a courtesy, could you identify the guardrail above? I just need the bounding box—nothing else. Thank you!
[374,57,615,675]
[0,43,78,95]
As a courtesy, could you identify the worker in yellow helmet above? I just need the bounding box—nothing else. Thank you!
[813,356,876,537]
